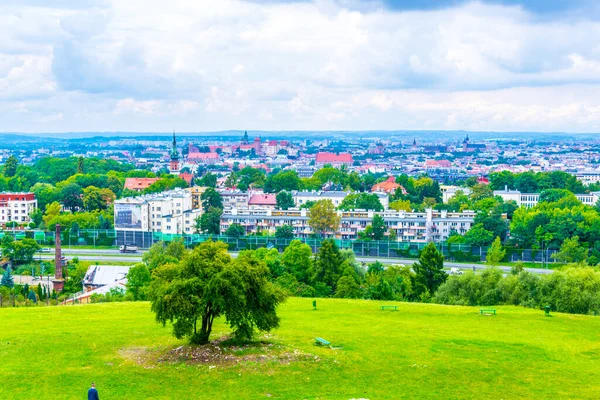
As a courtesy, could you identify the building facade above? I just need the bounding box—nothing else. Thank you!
[114,189,201,245]
[0,193,37,224]
[220,208,475,242]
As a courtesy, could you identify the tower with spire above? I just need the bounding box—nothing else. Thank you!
[169,130,181,174]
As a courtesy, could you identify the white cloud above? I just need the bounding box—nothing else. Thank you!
[2,0,600,132]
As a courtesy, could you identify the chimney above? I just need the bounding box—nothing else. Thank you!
[53,224,64,292]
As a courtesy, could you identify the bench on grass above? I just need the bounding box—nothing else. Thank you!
[381,306,398,311]
[480,309,496,316]
[315,337,331,346]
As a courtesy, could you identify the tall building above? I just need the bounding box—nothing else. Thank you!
[169,131,181,174]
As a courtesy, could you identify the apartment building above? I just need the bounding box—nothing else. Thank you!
[218,189,250,209]
[114,189,201,245]
[576,170,600,186]
[441,185,472,203]
[220,208,475,242]
[0,192,38,224]
[292,190,389,209]
[493,188,600,208]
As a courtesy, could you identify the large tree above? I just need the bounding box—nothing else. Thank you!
[309,239,342,291]
[308,200,341,237]
[3,155,18,178]
[371,215,387,240]
[126,263,152,301]
[199,207,222,234]
[60,183,84,212]
[276,191,295,210]
[413,242,446,297]
[282,240,313,283]
[201,188,223,211]
[149,241,286,344]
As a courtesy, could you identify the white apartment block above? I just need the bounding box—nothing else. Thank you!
[114,189,200,235]
[220,208,475,242]
[218,190,250,209]
[576,170,600,186]
[441,186,472,203]
[493,188,600,208]
[291,191,390,210]
[0,193,38,224]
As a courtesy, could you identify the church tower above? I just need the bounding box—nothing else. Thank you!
[169,131,181,174]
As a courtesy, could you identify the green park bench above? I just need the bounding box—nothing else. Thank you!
[381,306,398,311]
[315,337,330,346]
[480,309,496,316]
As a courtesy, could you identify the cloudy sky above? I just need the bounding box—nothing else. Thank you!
[3,0,600,133]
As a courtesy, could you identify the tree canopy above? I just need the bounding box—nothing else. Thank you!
[149,240,286,344]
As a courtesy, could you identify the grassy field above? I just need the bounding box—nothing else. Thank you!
[1,299,600,399]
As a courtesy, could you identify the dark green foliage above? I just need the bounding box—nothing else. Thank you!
[225,223,246,238]
[309,239,342,291]
[434,266,600,315]
[1,267,14,288]
[60,183,84,212]
[334,276,361,298]
[201,188,223,211]
[371,215,386,240]
[413,242,446,297]
[264,170,301,193]
[149,241,287,344]
[143,240,185,271]
[199,207,222,234]
[197,172,218,188]
[281,240,312,283]
[338,193,384,211]
[126,264,152,301]
[3,155,18,177]
[275,224,295,239]
[276,191,295,210]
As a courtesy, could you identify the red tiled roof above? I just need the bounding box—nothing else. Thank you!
[124,178,159,191]
[315,152,353,163]
[426,160,453,168]
[188,152,219,160]
[248,194,277,206]
[179,173,194,185]
[372,176,406,194]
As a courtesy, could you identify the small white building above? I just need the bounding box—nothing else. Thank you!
[82,265,131,292]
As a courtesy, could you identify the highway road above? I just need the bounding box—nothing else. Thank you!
[36,248,554,274]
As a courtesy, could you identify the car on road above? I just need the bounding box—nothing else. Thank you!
[449,267,463,275]
[119,244,139,253]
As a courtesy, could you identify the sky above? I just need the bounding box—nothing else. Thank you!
[3,0,600,133]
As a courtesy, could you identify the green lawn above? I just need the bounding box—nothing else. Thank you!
[1,299,600,399]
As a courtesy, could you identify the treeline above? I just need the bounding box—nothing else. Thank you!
[488,170,588,193]
[435,267,600,315]
[121,239,600,316]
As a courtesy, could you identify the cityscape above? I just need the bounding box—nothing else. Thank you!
[3,0,600,399]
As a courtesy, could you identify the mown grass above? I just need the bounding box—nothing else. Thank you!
[1,298,600,399]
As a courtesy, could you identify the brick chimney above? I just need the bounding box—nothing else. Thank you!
[53,224,64,292]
